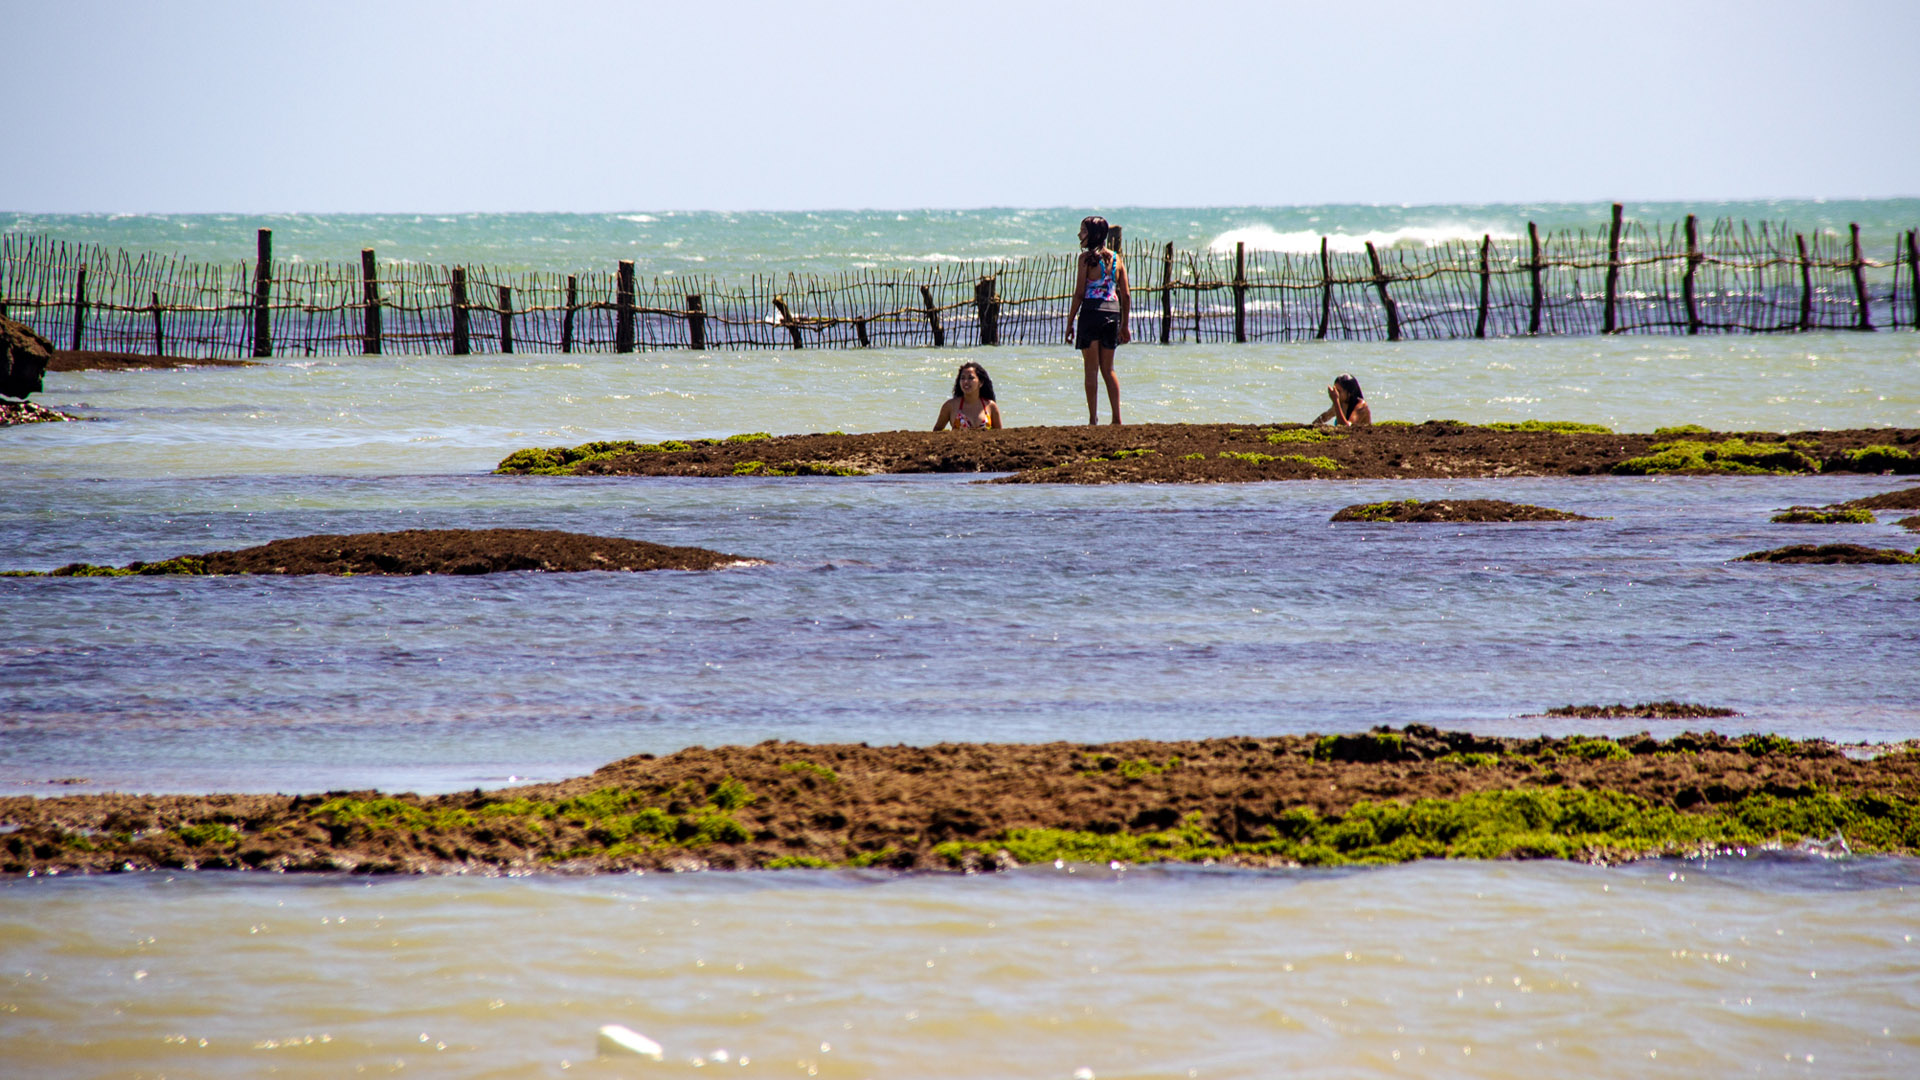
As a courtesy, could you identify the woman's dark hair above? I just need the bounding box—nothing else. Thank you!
[953,362,996,402]
[1079,216,1110,252]
[1334,373,1364,405]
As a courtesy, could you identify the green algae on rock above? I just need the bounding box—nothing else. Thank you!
[1770,507,1877,524]
[1332,499,1595,523]
[1613,438,1821,476]
[8,728,1919,875]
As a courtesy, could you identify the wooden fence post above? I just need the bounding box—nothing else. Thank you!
[148,291,163,356]
[1159,242,1173,344]
[685,294,706,349]
[1683,215,1701,335]
[360,249,383,355]
[70,263,87,351]
[1527,222,1543,334]
[1602,203,1623,334]
[1795,234,1813,331]
[1908,230,1920,330]
[771,296,803,348]
[853,316,870,347]
[1849,223,1874,331]
[615,260,636,352]
[974,275,999,346]
[498,285,514,354]
[1232,241,1247,343]
[450,267,470,355]
[1316,237,1331,340]
[1474,234,1491,339]
[919,285,944,346]
[562,275,577,353]
[1364,242,1401,342]
[252,228,273,357]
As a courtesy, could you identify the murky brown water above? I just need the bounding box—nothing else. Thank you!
[4,858,1917,1079]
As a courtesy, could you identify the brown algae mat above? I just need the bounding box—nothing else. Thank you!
[48,349,257,371]
[8,727,1920,876]
[6,528,752,577]
[1332,498,1596,523]
[1833,487,1920,511]
[496,424,1920,484]
[1536,702,1738,720]
[1736,544,1920,565]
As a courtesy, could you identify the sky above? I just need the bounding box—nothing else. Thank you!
[3,0,1916,213]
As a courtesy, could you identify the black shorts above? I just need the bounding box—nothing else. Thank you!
[1075,306,1121,351]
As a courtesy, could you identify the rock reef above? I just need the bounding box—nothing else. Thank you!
[496,424,1920,485]
[6,728,1918,876]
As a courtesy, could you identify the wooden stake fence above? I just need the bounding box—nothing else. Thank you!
[4,215,1916,358]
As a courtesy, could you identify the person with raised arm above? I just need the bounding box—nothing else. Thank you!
[1312,373,1372,427]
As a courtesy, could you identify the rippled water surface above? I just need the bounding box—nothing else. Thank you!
[5,324,1919,1077]
[4,859,1918,1079]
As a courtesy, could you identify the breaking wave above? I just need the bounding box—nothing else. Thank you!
[1209,224,1519,255]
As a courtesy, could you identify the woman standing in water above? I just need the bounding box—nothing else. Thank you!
[1064,216,1130,425]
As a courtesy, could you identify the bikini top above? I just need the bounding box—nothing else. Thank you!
[1084,252,1117,302]
[952,398,990,429]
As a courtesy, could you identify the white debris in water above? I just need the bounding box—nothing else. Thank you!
[597,1024,663,1060]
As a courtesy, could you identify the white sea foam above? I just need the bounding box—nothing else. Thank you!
[618,214,658,224]
[1209,224,1519,255]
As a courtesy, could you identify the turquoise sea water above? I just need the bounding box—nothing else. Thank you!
[5,209,1920,1078]
[8,199,1920,278]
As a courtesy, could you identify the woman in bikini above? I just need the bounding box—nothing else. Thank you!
[1064,216,1130,425]
[933,361,1003,430]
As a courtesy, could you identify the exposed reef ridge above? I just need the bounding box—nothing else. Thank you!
[495,424,1920,485]
[1331,498,1597,523]
[6,728,1918,876]
[1736,544,1920,565]
[3,528,754,577]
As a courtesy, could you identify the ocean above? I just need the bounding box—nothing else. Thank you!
[4,205,1919,1077]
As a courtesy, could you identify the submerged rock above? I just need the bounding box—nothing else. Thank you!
[1736,543,1920,565]
[1331,498,1596,522]
[12,528,756,577]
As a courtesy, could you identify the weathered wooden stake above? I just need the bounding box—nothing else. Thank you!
[1907,230,1920,330]
[1682,215,1701,335]
[450,267,470,355]
[1159,242,1173,344]
[1316,237,1331,340]
[70,264,87,350]
[1474,234,1491,339]
[562,275,577,354]
[974,275,999,346]
[497,285,514,354]
[772,296,803,348]
[1364,242,1401,342]
[252,228,273,357]
[1795,234,1813,331]
[360,248,383,355]
[686,294,706,350]
[1602,203,1623,334]
[853,316,870,347]
[1849,223,1873,331]
[1232,241,1247,343]
[150,291,164,355]
[1527,222,1543,334]
[615,260,636,353]
[919,285,944,347]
